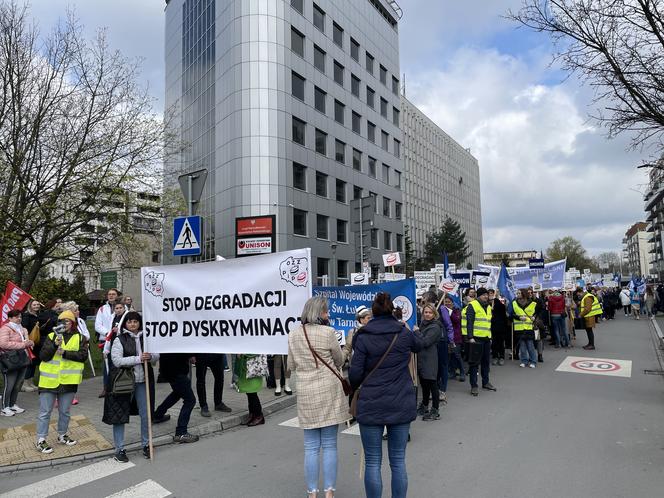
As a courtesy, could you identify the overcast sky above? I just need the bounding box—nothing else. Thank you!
[29,0,651,256]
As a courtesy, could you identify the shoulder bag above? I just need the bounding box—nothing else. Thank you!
[0,349,30,374]
[349,333,399,417]
[302,324,352,396]
[246,354,269,378]
[111,368,135,395]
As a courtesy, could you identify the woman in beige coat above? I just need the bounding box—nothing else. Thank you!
[288,296,349,498]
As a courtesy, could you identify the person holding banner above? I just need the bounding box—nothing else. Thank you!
[463,288,496,396]
[153,353,199,441]
[0,310,34,417]
[288,296,349,498]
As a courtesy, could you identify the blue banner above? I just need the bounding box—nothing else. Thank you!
[313,279,417,336]
[508,259,567,289]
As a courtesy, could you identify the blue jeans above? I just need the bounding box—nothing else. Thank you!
[551,315,569,347]
[303,424,338,493]
[519,337,537,365]
[113,382,149,451]
[449,344,465,380]
[437,341,450,392]
[359,423,410,498]
[37,391,76,440]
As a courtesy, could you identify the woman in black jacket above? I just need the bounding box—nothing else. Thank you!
[349,292,423,498]
[416,303,442,421]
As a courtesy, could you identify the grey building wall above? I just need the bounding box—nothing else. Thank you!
[164,0,405,284]
[401,97,483,267]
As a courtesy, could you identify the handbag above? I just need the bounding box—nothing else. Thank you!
[466,340,483,365]
[349,333,399,417]
[574,317,586,330]
[0,349,30,373]
[29,323,41,346]
[302,324,352,396]
[111,368,135,395]
[246,355,269,379]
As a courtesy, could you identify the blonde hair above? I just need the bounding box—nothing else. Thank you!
[422,303,439,320]
[61,301,79,312]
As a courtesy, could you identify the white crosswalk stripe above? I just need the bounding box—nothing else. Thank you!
[104,479,171,498]
[278,416,360,436]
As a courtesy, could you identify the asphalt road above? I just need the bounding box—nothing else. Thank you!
[2,314,663,498]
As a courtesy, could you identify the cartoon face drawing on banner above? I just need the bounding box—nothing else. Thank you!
[507,268,517,276]
[542,272,552,281]
[280,256,310,287]
[144,271,165,297]
[392,295,413,322]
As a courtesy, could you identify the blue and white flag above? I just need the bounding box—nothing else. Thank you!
[497,263,517,304]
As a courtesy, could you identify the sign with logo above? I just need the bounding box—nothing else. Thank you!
[414,271,438,289]
[439,278,459,294]
[382,252,401,267]
[471,270,490,289]
[555,356,632,378]
[313,278,417,336]
[350,273,370,285]
[528,258,545,269]
[235,215,276,258]
[173,216,202,257]
[141,249,311,354]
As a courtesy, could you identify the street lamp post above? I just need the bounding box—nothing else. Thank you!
[330,243,337,287]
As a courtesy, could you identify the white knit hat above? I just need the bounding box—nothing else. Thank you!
[355,305,371,319]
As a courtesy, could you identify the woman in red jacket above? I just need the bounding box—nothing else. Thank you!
[0,309,34,416]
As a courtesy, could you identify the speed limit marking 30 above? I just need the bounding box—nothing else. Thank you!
[556,356,632,378]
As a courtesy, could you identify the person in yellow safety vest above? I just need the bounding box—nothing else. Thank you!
[462,288,497,397]
[512,290,538,368]
[35,310,89,454]
[579,286,602,350]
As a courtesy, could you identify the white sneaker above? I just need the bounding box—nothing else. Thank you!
[529,364,536,369]
[9,405,25,414]
[519,363,526,368]
[1,407,15,417]
[57,434,77,446]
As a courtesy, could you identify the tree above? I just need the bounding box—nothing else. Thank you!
[0,2,169,290]
[423,217,472,267]
[546,236,594,270]
[593,251,621,273]
[403,225,415,277]
[508,0,664,156]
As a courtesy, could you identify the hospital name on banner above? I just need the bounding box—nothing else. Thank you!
[141,248,312,354]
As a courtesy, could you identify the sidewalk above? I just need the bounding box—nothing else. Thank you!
[0,370,296,472]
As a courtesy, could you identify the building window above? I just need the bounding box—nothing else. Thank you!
[351,74,360,97]
[314,86,326,113]
[291,71,305,101]
[291,27,305,57]
[334,61,344,86]
[335,139,346,164]
[336,219,347,243]
[151,251,160,263]
[316,171,328,197]
[315,129,327,155]
[353,185,362,200]
[292,117,306,146]
[313,4,325,32]
[291,0,303,14]
[396,233,403,252]
[366,52,374,74]
[370,228,378,248]
[333,22,343,47]
[369,191,378,213]
[350,38,359,61]
[334,100,345,124]
[394,169,401,188]
[353,148,362,171]
[381,130,389,151]
[392,107,400,127]
[382,163,390,183]
[366,86,375,108]
[367,121,376,142]
[392,75,399,95]
[336,179,346,203]
[293,162,307,191]
[384,230,392,250]
[393,139,400,158]
[395,201,402,220]
[380,65,387,85]
[368,156,376,177]
[337,260,348,283]
[382,197,390,217]
[317,214,329,239]
[314,45,326,73]
[352,111,361,134]
[317,257,329,280]
[294,209,307,236]
[380,97,388,118]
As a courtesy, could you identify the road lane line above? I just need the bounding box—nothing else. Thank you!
[104,480,171,498]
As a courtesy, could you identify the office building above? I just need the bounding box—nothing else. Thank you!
[644,164,664,280]
[483,250,539,268]
[622,222,652,278]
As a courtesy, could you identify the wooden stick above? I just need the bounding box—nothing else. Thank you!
[143,359,154,463]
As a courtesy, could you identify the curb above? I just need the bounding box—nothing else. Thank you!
[0,394,296,475]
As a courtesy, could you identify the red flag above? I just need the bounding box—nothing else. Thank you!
[0,281,33,325]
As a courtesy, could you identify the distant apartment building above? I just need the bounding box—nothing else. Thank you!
[401,97,483,266]
[622,222,652,278]
[483,250,539,268]
[644,164,664,280]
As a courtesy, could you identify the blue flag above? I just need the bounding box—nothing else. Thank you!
[443,252,449,278]
[497,263,517,304]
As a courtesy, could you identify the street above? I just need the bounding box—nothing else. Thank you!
[2,314,663,498]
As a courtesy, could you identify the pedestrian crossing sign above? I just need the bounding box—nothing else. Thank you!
[173,216,202,256]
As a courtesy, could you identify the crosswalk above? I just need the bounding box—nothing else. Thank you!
[278,416,360,436]
[0,458,172,498]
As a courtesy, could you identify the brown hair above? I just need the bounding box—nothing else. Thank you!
[44,298,58,310]
[372,292,394,317]
[7,309,21,319]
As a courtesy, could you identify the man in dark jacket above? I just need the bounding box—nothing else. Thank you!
[489,289,508,365]
[153,354,199,443]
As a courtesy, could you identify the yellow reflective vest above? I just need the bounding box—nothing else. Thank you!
[580,293,603,318]
[461,300,492,338]
[38,332,84,389]
[512,301,537,332]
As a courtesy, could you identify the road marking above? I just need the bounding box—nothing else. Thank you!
[105,480,171,498]
[279,416,360,436]
[1,458,134,498]
[341,423,361,436]
[278,416,300,428]
[555,356,632,378]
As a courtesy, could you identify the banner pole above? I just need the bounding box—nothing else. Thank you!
[143,360,155,463]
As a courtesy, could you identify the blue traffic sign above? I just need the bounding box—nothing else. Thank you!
[173,216,202,256]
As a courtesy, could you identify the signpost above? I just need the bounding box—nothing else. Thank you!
[235,215,276,258]
[173,216,202,257]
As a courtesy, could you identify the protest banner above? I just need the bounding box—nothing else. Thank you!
[382,252,401,267]
[383,272,406,282]
[350,273,370,285]
[313,278,417,337]
[471,270,490,289]
[450,271,471,289]
[0,282,33,325]
[414,271,438,289]
[478,259,567,290]
[141,248,312,354]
